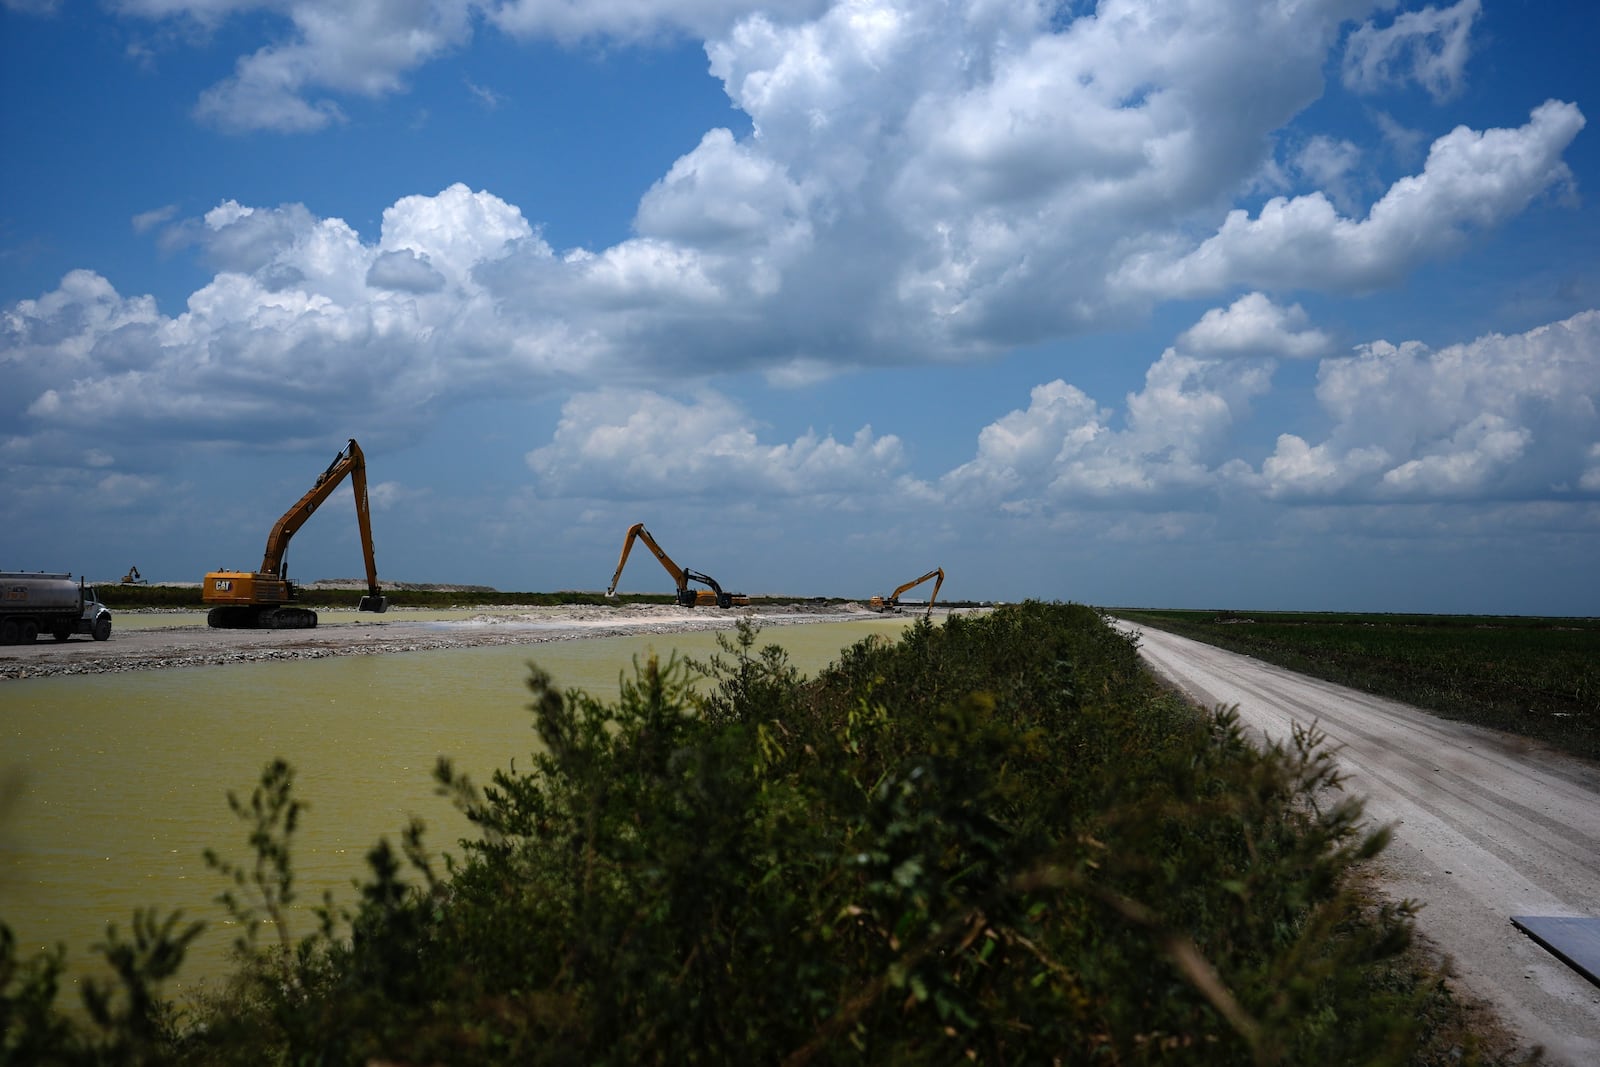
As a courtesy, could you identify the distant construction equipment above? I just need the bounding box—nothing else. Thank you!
[185,441,947,618]
[120,566,148,585]
[605,522,750,609]
[868,567,944,619]
[202,438,389,629]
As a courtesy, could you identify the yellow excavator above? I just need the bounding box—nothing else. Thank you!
[868,567,944,619]
[203,439,388,629]
[120,566,147,585]
[605,522,749,609]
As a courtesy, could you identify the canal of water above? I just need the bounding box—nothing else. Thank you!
[0,616,914,1002]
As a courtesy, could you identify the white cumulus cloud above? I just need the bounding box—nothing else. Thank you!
[3,185,552,446]
[490,0,827,44]
[525,387,919,500]
[1178,292,1333,360]
[6,1,1590,471]
[1581,445,1600,492]
[1343,0,1481,101]
[940,306,1600,515]
[941,299,1281,509]
[179,0,478,133]
[1261,309,1600,501]
[1118,100,1585,297]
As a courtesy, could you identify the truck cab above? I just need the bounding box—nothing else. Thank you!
[79,585,112,641]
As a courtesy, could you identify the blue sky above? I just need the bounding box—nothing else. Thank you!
[3,0,1597,614]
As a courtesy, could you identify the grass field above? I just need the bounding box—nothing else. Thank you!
[1113,608,1600,762]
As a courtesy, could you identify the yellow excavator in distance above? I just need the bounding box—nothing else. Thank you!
[120,566,148,585]
[605,523,750,609]
[868,567,944,619]
[202,439,389,629]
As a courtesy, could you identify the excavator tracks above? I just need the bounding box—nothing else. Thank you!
[207,606,319,629]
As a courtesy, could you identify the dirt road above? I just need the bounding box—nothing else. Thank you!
[1119,621,1600,1065]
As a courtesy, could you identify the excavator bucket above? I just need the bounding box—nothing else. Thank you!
[359,594,389,613]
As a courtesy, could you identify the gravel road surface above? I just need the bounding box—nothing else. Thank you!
[0,603,884,680]
[1119,621,1600,1066]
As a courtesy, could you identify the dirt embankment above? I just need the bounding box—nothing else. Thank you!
[0,603,912,681]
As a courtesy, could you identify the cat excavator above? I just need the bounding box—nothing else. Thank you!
[868,567,944,619]
[202,438,389,629]
[605,523,749,609]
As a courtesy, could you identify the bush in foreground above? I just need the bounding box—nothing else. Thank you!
[4,603,1503,1064]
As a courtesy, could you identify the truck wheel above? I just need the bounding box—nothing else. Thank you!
[92,617,112,642]
[0,621,17,645]
[19,621,38,643]
[53,628,72,642]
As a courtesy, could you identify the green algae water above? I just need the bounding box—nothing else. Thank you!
[0,618,914,1001]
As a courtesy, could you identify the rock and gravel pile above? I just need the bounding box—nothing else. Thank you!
[1,603,895,681]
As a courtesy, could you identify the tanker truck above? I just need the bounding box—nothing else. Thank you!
[0,572,113,644]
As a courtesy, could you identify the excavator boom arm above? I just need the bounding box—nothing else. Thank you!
[682,569,724,597]
[606,523,689,596]
[605,524,747,608]
[889,567,944,603]
[880,567,944,617]
[258,439,382,598]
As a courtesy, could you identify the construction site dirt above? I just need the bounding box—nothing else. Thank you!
[0,603,916,681]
